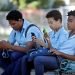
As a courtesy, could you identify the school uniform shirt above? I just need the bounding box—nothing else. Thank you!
[49,27,68,49]
[8,19,43,47]
[58,34,75,55]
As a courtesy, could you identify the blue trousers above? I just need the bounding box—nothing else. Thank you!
[2,55,33,75]
[27,48,51,61]
[0,50,25,69]
[21,55,34,75]
[34,56,63,75]
[10,51,25,62]
[12,48,59,75]
[2,58,22,75]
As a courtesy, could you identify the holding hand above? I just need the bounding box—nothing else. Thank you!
[32,36,47,47]
[32,36,41,45]
[0,40,11,50]
[0,40,6,49]
[50,48,62,56]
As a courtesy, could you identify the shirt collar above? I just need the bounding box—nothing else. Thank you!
[52,27,63,38]
[23,19,31,30]
[14,19,31,33]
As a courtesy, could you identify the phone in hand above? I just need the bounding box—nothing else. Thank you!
[31,32,36,42]
[31,33,36,37]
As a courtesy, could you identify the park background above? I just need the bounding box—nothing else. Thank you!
[0,0,75,75]
[0,0,75,40]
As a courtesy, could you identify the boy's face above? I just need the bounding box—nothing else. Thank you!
[8,19,22,31]
[67,15,75,30]
[47,17,61,31]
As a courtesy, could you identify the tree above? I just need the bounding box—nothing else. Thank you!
[0,0,16,11]
[52,0,65,8]
[11,0,51,9]
[38,0,50,9]
[18,0,26,9]
[12,0,26,9]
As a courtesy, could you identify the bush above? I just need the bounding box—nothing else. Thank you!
[0,2,17,11]
[52,0,65,8]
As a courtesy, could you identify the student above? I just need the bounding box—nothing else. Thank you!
[26,9,69,61]
[0,10,42,69]
[34,10,75,75]
[20,10,69,75]
[1,10,68,75]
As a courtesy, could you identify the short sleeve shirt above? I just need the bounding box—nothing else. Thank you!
[8,19,43,47]
[58,34,75,55]
[49,27,68,49]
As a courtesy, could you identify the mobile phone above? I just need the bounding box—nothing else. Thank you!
[31,33,36,37]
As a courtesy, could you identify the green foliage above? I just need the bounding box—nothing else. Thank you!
[18,0,26,9]
[27,1,40,9]
[38,0,50,9]
[0,0,66,11]
[26,0,36,3]
[26,0,50,9]
[52,0,65,8]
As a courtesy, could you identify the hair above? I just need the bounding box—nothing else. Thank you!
[68,10,75,17]
[6,10,23,21]
[46,10,62,22]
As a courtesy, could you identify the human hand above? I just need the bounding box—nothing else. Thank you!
[32,36,40,44]
[45,37,50,42]
[0,40,11,50]
[32,36,36,42]
[0,40,6,49]
[50,48,62,56]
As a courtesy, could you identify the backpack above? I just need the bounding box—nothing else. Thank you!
[13,24,40,38]
[2,24,40,58]
[25,24,40,37]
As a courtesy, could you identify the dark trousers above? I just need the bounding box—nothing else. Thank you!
[2,58,22,75]
[2,55,33,75]
[34,56,63,75]
[0,50,25,69]
[21,55,34,75]
[10,51,25,62]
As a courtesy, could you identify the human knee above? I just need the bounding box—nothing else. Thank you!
[34,56,43,65]
[21,55,28,64]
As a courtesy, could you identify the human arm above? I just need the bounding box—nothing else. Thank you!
[50,48,75,61]
[32,33,52,49]
[45,36,52,49]
[32,36,47,48]
[0,40,35,52]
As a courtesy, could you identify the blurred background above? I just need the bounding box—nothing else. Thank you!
[0,0,75,40]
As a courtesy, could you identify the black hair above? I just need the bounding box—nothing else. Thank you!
[6,10,23,21]
[46,10,62,22]
[68,10,75,16]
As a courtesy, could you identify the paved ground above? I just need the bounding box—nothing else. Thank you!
[31,70,55,75]
[0,68,55,75]
[0,68,4,75]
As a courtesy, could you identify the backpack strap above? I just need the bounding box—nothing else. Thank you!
[25,24,40,37]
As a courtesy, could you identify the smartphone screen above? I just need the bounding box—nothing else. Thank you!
[31,33,36,37]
